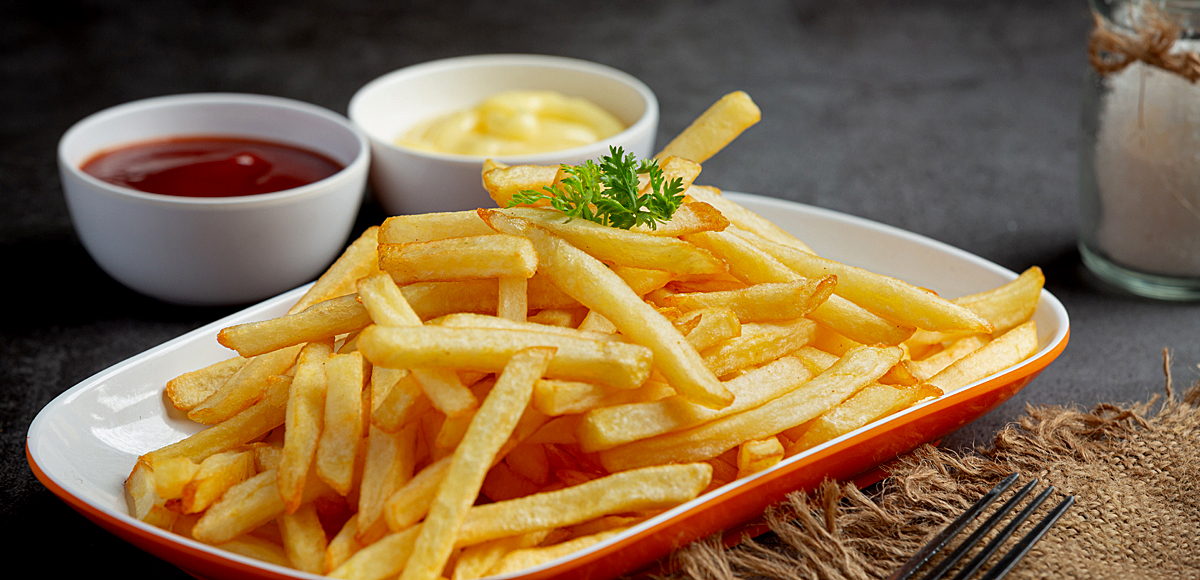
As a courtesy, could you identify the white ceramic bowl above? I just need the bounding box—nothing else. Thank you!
[58,93,370,306]
[348,54,658,215]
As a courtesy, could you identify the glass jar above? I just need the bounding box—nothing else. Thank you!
[1079,0,1200,299]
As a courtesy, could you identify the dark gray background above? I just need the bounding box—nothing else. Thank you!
[4,0,1195,577]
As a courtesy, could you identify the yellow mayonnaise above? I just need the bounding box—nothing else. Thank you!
[397,90,626,156]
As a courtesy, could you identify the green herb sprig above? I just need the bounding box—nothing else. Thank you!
[508,146,685,230]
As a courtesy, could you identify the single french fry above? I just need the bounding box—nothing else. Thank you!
[328,524,423,580]
[700,317,817,378]
[684,229,915,346]
[487,527,630,577]
[456,462,710,546]
[497,277,528,321]
[487,207,727,276]
[187,345,304,425]
[217,534,294,568]
[738,228,994,334]
[180,449,255,514]
[927,321,1038,394]
[674,307,742,353]
[736,436,785,478]
[358,325,653,391]
[598,345,903,471]
[399,346,554,580]
[785,382,942,455]
[578,355,812,452]
[144,374,291,468]
[192,467,337,545]
[482,164,559,207]
[217,294,372,358]
[278,338,334,513]
[316,352,368,496]
[165,356,247,412]
[654,91,761,164]
[153,456,199,500]
[483,214,732,409]
[629,201,729,237]
[125,461,178,529]
[531,378,675,417]
[664,278,835,323]
[910,335,991,380]
[432,312,623,343]
[357,422,419,541]
[379,234,538,285]
[380,211,495,244]
[452,530,551,580]
[279,503,329,574]
[907,266,1046,347]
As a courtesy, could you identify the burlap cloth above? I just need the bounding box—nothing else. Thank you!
[655,357,1200,580]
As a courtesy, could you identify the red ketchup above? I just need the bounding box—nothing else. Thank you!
[81,136,344,197]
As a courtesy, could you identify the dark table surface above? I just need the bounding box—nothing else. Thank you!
[5,0,1196,577]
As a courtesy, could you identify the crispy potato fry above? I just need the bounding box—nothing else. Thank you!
[663,278,835,323]
[598,346,903,471]
[380,234,538,285]
[125,461,178,529]
[165,356,247,412]
[927,321,1038,394]
[486,207,727,276]
[380,211,495,244]
[785,382,942,455]
[488,527,629,576]
[457,462,710,546]
[655,91,761,163]
[578,355,812,452]
[192,468,337,545]
[907,266,1045,347]
[684,229,915,346]
[279,503,328,574]
[371,372,432,433]
[357,422,419,541]
[484,215,732,409]
[153,456,199,500]
[187,345,303,426]
[144,375,290,468]
[399,347,553,580]
[910,335,991,380]
[358,325,653,391]
[701,317,817,378]
[328,524,423,580]
[736,436,785,478]
[217,534,293,568]
[279,338,334,512]
[217,294,371,358]
[384,456,451,532]
[684,185,814,252]
[532,378,675,417]
[738,228,993,334]
[452,530,551,580]
[316,352,368,496]
[482,164,559,207]
[179,449,255,514]
[630,201,729,237]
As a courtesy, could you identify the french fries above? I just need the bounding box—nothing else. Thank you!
[127,90,1045,580]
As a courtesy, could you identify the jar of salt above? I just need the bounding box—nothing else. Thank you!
[1080,0,1200,299]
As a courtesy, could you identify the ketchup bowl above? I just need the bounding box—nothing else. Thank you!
[58,93,370,306]
[349,54,658,215]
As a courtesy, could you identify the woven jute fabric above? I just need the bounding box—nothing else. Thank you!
[657,369,1200,580]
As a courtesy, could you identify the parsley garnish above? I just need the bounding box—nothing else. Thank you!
[508,146,685,230]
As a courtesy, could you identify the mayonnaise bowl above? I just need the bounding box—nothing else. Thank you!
[58,93,370,307]
[348,54,659,215]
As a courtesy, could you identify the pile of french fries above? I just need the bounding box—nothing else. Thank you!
[126,91,1045,580]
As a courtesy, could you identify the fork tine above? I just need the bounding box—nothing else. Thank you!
[885,473,1020,580]
[947,485,1056,580]
[916,478,1040,580]
[977,495,1075,580]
